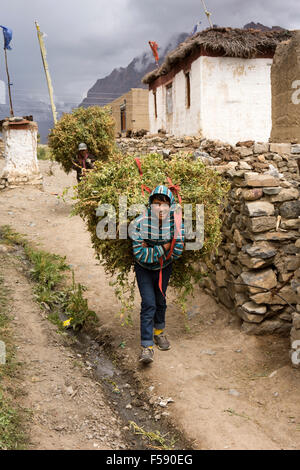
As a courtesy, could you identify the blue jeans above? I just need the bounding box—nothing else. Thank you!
[135,262,172,347]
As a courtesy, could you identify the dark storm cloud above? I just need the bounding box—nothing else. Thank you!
[0,0,299,105]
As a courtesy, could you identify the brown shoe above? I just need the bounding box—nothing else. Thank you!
[139,347,154,364]
[154,333,171,351]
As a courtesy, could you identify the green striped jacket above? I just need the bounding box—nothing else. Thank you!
[131,185,185,270]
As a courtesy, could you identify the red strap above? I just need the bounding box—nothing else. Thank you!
[158,207,183,297]
[167,177,182,205]
[158,237,176,297]
[136,158,182,202]
[159,256,164,297]
[135,157,143,176]
[173,209,183,240]
[141,184,152,196]
[135,158,151,195]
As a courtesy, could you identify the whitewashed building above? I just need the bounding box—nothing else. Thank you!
[0,119,42,189]
[143,27,291,145]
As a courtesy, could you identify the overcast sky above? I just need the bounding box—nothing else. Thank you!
[0,0,299,107]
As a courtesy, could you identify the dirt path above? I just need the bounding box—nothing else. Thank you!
[0,252,127,450]
[1,159,300,450]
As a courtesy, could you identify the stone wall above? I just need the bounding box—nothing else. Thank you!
[116,135,300,183]
[203,169,300,338]
[117,135,300,363]
[0,120,43,190]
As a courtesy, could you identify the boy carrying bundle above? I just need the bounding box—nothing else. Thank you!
[130,185,184,365]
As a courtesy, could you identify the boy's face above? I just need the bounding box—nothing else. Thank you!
[151,197,170,221]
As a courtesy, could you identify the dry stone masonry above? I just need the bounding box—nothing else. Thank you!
[117,134,300,364]
[206,171,299,334]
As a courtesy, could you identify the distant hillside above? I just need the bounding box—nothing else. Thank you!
[0,100,72,144]
[243,22,284,31]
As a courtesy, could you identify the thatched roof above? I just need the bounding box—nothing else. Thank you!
[143,27,292,85]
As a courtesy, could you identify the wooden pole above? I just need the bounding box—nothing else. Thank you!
[4,46,13,116]
[35,21,57,125]
[201,0,213,28]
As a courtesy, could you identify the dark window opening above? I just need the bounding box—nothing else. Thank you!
[185,72,191,109]
[153,90,158,118]
[166,83,173,114]
[120,105,126,132]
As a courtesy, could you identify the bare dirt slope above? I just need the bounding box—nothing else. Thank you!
[1,159,300,450]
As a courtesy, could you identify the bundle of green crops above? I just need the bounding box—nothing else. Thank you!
[48,106,115,173]
[73,152,230,318]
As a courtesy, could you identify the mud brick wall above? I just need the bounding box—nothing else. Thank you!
[270,31,300,144]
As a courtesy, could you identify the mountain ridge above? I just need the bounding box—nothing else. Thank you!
[80,32,189,107]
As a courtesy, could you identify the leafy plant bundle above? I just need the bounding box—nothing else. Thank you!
[48,106,116,173]
[74,152,230,322]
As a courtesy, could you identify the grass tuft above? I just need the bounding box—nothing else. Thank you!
[129,421,176,450]
[0,225,98,331]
